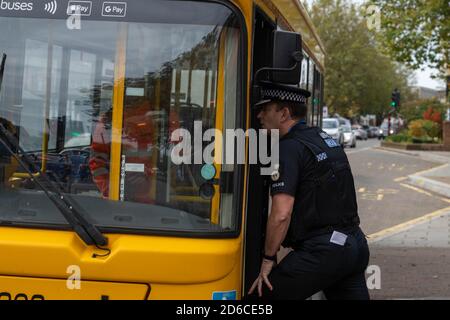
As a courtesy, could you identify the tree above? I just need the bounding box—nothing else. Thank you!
[308,0,413,119]
[370,0,449,78]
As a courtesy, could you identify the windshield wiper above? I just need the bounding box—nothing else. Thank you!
[0,53,5,90]
[0,53,108,247]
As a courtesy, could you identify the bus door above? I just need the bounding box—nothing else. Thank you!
[244,7,304,296]
[244,7,277,295]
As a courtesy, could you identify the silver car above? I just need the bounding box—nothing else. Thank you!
[342,125,356,148]
[351,125,368,140]
[322,118,344,146]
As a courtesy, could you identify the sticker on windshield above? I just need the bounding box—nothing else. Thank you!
[212,290,237,300]
[125,163,145,172]
[201,164,216,180]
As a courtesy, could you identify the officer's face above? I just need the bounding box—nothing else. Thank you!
[257,102,283,132]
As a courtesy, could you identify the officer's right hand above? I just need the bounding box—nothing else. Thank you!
[248,259,275,297]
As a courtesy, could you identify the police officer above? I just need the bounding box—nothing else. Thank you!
[248,81,370,300]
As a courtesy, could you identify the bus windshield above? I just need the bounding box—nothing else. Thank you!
[322,120,338,129]
[0,0,243,236]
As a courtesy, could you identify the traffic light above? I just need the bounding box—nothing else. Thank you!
[391,89,400,108]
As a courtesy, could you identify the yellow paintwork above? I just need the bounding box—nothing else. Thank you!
[109,23,128,201]
[0,276,149,300]
[0,0,325,300]
[0,227,242,299]
[210,29,227,225]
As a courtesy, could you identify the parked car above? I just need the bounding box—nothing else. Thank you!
[322,118,344,146]
[337,117,351,128]
[369,126,379,138]
[351,125,368,140]
[361,124,372,137]
[342,125,356,148]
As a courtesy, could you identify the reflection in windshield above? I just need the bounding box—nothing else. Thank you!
[323,120,337,129]
[342,126,352,133]
[0,2,241,235]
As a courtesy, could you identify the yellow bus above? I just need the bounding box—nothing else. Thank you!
[0,0,325,300]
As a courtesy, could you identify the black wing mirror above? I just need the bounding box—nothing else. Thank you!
[255,30,302,85]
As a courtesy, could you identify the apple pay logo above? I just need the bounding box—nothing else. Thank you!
[67,1,91,16]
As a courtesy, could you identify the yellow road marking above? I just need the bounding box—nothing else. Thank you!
[358,187,366,193]
[410,163,449,177]
[367,206,450,243]
[400,183,450,203]
[377,194,384,201]
[400,183,432,197]
[377,188,398,194]
[394,176,407,182]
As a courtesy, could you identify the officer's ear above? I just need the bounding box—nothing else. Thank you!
[280,105,291,122]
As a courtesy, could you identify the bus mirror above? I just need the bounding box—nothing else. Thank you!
[271,30,302,84]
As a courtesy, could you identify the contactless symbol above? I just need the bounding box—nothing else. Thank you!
[44,0,58,15]
[201,164,216,180]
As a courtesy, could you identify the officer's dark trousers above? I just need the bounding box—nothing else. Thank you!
[262,227,370,300]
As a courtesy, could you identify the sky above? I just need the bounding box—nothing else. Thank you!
[303,0,446,90]
[412,68,446,90]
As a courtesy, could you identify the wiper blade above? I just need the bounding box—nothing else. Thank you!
[0,54,107,247]
[0,124,108,247]
[0,53,5,90]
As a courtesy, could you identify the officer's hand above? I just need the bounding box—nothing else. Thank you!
[248,259,275,297]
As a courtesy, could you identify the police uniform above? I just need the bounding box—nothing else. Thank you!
[255,81,370,300]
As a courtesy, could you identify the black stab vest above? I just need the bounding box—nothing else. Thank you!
[282,124,360,247]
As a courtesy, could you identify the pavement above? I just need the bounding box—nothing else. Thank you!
[368,146,450,248]
[376,147,450,198]
[368,146,450,247]
[350,146,450,300]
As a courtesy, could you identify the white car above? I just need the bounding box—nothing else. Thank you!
[342,125,356,148]
[322,118,344,146]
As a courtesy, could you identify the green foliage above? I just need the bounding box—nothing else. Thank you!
[401,98,447,123]
[408,120,426,138]
[309,0,413,119]
[422,120,440,139]
[408,119,440,141]
[386,131,411,143]
[371,0,449,78]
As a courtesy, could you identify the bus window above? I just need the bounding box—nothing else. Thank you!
[0,0,243,236]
